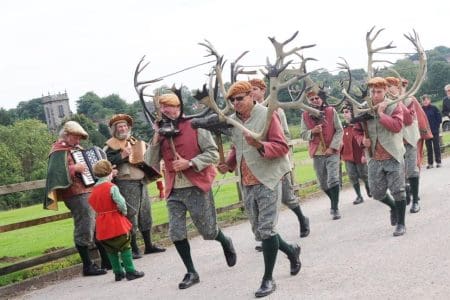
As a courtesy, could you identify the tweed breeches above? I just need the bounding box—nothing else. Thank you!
[64,193,95,247]
[368,158,406,201]
[167,187,218,242]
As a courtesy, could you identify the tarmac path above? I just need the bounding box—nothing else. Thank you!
[12,158,450,299]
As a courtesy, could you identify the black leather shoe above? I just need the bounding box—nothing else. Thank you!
[144,245,166,254]
[83,263,107,276]
[436,163,441,168]
[223,237,237,267]
[332,209,341,220]
[115,272,125,281]
[178,272,200,289]
[390,209,397,226]
[132,252,142,259]
[300,217,310,238]
[101,260,112,270]
[393,224,406,236]
[126,270,145,280]
[255,244,263,252]
[426,164,433,169]
[353,196,364,205]
[255,279,276,298]
[410,202,420,213]
[288,244,301,275]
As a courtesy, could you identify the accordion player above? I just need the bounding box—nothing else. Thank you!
[71,146,107,186]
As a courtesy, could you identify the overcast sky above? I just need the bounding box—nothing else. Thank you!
[0,0,448,112]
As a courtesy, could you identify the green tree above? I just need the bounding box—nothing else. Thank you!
[2,119,55,181]
[76,92,109,122]
[16,98,46,122]
[0,108,16,126]
[0,143,25,210]
[102,94,128,113]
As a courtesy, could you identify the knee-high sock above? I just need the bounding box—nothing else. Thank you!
[215,229,231,251]
[120,248,136,273]
[107,252,123,274]
[329,185,340,210]
[277,234,294,256]
[262,235,279,280]
[130,232,140,254]
[174,239,196,274]
[364,180,371,197]
[396,200,407,226]
[409,177,420,203]
[353,183,362,197]
[75,244,92,268]
[141,230,152,251]
[291,205,307,227]
[95,239,111,269]
[379,194,396,210]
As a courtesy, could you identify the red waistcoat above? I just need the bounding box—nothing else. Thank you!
[88,182,132,241]
[303,107,336,157]
[341,124,365,163]
[160,119,217,197]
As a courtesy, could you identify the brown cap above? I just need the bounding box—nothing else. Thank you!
[109,114,133,128]
[368,77,388,89]
[226,81,252,100]
[384,76,401,87]
[93,159,113,177]
[158,93,180,106]
[63,121,88,139]
[249,78,267,90]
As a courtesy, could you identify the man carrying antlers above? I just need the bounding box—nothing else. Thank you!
[145,93,236,290]
[218,81,301,298]
[300,89,343,220]
[249,78,310,240]
[363,77,407,237]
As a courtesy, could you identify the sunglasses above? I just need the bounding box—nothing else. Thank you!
[230,93,249,103]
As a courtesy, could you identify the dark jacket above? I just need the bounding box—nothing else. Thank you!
[422,104,442,134]
[443,96,450,117]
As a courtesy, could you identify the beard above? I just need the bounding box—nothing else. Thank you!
[115,131,130,140]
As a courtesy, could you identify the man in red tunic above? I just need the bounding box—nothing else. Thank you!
[145,93,236,290]
[341,105,371,204]
[300,90,344,220]
[89,159,145,281]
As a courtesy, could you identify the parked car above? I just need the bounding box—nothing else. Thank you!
[442,116,450,132]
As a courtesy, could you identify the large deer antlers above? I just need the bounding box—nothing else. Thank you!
[343,27,427,115]
[133,56,164,125]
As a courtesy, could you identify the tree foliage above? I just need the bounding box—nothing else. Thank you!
[16,98,46,122]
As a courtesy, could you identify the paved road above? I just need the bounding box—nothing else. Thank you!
[13,158,450,299]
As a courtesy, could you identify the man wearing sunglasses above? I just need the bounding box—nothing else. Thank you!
[249,78,310,241]
[218,81,301,298]
[300,90,343,220]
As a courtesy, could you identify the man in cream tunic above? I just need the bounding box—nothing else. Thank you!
[363,77,407,237]
[218,81,301,298]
